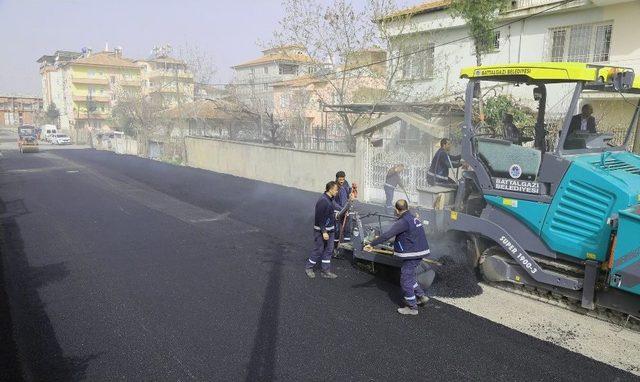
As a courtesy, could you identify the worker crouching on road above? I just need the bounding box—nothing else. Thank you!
[364,199,430,315]
[305,181,339,279]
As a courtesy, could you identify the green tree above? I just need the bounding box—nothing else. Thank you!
[449,0,509,120]
[45,103,60,124]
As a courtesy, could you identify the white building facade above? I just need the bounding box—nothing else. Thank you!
[383,0,640,116]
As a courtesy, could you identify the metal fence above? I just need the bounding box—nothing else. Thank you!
[291,134,352,153]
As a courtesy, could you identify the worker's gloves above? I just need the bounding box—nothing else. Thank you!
[322,232,330,241]
[363,244,373,252]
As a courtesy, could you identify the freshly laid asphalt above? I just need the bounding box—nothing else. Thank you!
[0,142,637,381]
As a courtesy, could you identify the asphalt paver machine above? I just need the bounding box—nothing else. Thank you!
[347,63,640,322]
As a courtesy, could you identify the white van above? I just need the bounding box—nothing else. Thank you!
[42,125,57,142]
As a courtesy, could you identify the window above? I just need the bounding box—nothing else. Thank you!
[280,94,289,108]
[547,22,613,63]
[88,70,95,78]
[550,29,566,62]
[492,31,501,51]
[400,42,435,80]
[278,64,298,75]
[264,84,269,91]
[251,68,255,75]
[264,67,269,74]
[471,31,501,54]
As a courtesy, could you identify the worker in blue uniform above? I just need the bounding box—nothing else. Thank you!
[305,181,340,279]
[383,164,405,213]
[333,170,353,252]
[427,138,463,187]
[364,199,430,315]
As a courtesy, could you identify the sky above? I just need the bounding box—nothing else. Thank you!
[0,0,303,96]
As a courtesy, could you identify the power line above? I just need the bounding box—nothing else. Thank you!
[212,0,578,88]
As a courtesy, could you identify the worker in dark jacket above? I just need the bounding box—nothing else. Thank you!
[427,138,462,187]
[333,171,353,253]
[383,164,405,213]
[364,199,430,315]
[305,181,339,279]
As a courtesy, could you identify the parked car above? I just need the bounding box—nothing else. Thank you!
[42,125,58,142]
[51,133,71,145]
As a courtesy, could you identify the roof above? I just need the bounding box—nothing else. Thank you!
[232,51,315,69]
[460,62,640,91]
[352,112,456,137]
[138,56,186,65]
[71,52,139,68]
[377,0,451,22]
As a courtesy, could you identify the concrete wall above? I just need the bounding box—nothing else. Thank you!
[113,136,139,156]
[186,136,356,193]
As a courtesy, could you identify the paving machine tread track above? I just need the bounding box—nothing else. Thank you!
[480,246,640,332]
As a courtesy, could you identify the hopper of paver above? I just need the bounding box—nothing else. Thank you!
[610,205,640,297]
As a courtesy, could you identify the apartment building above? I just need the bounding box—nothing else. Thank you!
[0,95,43,126]
[137,54,195,108]
[231,45,316,112]
[38,48,142,137]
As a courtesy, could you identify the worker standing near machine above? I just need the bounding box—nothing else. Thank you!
[364,199,430,315]
[333,171,354,256]
[305,181,340,279]
[383,164,405,213]
[427,138,463,187]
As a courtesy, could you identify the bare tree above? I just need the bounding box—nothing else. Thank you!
[111,89,168,156]
[272,0,405,150]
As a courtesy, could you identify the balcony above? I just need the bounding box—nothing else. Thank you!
[502,0,587,13]
[71,76,109,85]
[147,69,194,80]
[73,95,111,103]
[76,111,110,120]
[119,80,141,87]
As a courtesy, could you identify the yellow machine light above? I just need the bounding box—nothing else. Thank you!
[586,252,597,260]
[502,198,518,207]
[515,275,521,282]
[451,211,458,221]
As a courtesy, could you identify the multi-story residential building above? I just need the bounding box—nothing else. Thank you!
[231,45,316,112]
[0,95,43,126]
[137,54,194,108]
[272,49,388,151]
[38,48,142,139]
[381,0,639,107]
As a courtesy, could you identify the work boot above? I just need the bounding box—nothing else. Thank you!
[417,295,430,306]
[397,307,419,316]
[321,271,338,279]
[305,269,316,279]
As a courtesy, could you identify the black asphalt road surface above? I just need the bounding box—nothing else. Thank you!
[0,144,637,381]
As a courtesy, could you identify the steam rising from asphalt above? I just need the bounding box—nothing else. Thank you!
[353,202,483,299]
